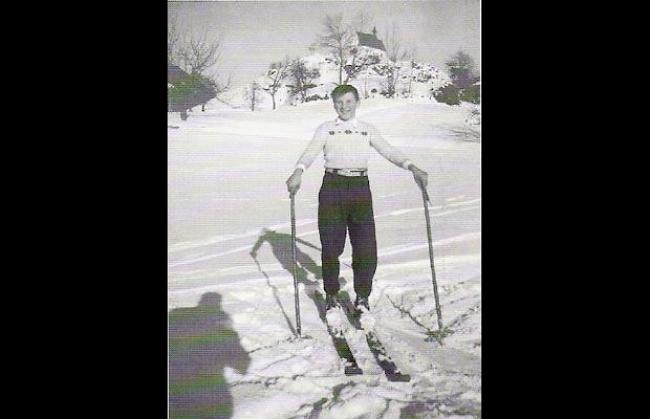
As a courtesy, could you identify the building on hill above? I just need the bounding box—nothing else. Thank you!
[356,27,386,52]
[342,27,388,96]
[348,26,388,72]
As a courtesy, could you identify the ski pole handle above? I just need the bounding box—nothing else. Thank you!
[415,178,431,206]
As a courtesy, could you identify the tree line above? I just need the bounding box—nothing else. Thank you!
[168,11,479,114]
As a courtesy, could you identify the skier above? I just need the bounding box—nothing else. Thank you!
[286,85,428,314]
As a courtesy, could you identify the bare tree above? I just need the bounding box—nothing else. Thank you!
[263,57,290,110]
[168,16,181,64]
[180,30,222,76]
[382,63,397,99]
[212,73,232,97]
[199,72,232,111]
[383,22,402,63]
[401,47,417,97]
[286,59,319,103]
[245,82,263,111]
[319,13,356,85]
[219,76,233,101]
[400,46,416,62]
[343,47,380,84]
[168,21,230,114]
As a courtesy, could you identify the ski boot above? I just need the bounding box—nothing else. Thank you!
[354,295,370,316]
[325,293,341,312]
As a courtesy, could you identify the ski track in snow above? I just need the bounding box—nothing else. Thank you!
[169,99,480,418]
[168,200,479,269]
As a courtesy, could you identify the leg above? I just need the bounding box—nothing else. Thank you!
[318,178,347,296]
[347,179,377,299]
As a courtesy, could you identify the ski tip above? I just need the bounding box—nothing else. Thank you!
[386,373,411,382]
[344,365,363,376]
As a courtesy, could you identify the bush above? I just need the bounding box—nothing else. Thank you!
[305,93,327,102]
[459,84,480,104]
[380,88,396,98]
[433,84,461,105]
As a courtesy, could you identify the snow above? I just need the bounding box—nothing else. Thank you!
[325,306,348,338]
[169,97,480,418]
[359,310,377,333]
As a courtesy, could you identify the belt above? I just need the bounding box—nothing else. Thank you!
[325,168,368,177]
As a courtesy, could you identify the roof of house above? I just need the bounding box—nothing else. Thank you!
[168,64,190,84]
[168,64,216,109]
[356,32,386,52]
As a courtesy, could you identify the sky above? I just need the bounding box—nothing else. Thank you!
[169,0,480,90]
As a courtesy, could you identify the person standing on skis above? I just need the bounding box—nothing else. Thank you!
[286,85,428,314]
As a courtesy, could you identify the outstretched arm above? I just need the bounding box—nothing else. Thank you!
[368,123,413,170]
[368,123,428,187]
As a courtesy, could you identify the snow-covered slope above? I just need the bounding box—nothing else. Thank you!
[168,98,480,418]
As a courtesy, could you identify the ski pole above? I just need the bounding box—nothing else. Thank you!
[416,179,444,338]
[290,192,302,336]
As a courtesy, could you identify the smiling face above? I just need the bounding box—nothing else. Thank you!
[333,92,359,121]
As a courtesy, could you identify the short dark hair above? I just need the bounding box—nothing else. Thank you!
[331,85,359,102]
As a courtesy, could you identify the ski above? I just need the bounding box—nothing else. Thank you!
[323,304,363,376]
[340,293,411,382]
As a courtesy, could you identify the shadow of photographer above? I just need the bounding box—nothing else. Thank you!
[169,292,250,419]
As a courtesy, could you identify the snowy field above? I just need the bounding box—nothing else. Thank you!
[168,97,480,418]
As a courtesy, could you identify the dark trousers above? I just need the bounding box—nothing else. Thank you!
[318,172,377,298]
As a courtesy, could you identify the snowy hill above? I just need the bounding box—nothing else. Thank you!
[220,48,453,111]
